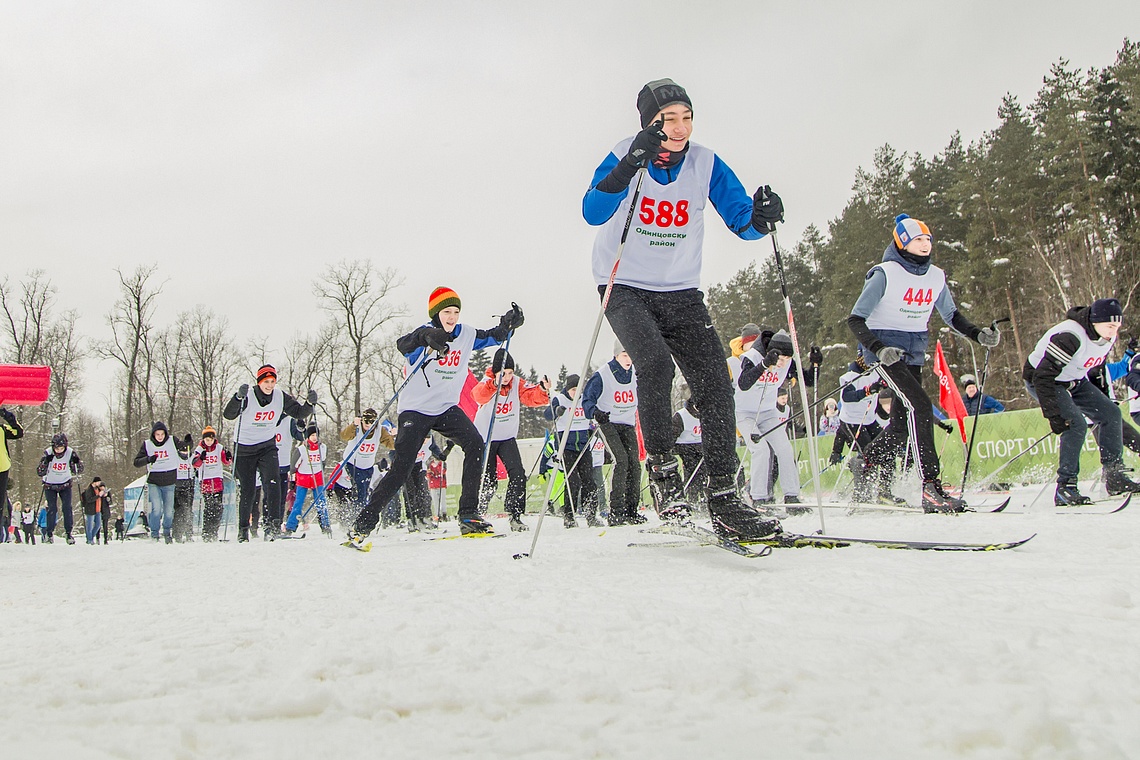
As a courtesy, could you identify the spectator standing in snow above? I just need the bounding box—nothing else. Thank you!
[80,477,111,545]
[818,399,841,435]
[960,375,1004,415]
[20,502,35,545]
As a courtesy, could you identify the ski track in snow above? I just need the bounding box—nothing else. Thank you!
[1,484,1138,760]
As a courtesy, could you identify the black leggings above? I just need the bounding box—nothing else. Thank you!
[599,421,641,520]
[404,467,432,521]
[355,406,484,533]
[235,443,281,531]
[562,444,598,516]
[865,363,939,481]
[603,285,738,480]
[831,420,882,459]
[481,438,527,516]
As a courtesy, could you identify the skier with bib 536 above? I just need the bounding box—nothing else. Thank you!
[346,288,522,546]
[847,214,999,512]
[582,78,785,540]
[1023,298,1140,505]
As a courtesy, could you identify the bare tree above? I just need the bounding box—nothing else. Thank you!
[183,306,244,429]
[97,265,163,465]
[0,269,55,364]
[313,260,405,416]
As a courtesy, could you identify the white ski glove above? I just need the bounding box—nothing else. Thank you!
[876,346,903,366]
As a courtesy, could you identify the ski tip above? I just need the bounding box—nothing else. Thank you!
[512,552,530,559]
[1110,493,1133,513]
[990,497,1012,513]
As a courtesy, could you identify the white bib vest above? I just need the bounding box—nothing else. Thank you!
[732,348,789,415]
[591,433,606,467]
[398,324,478,416]
[275,419,292,467]
[592,141,715,292]
[177,455,192,480]
[349,427,382,469]
[42,447,75,485]
[865,260,948,332]
[196,446,225,480]
[1129,356,1140,415]
[595,363,638,425]
[1027,319,1115,383]
[553,392,590,434]
[838,370,880,425]
[415,438,431,471]
[474,380,522,442]
[296,442,326,476]
[145,438,180,474]
[675,407,702,444]
[238,389,284,446]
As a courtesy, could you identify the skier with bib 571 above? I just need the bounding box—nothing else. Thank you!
[847,214,1000,512]
[582,78,786,541]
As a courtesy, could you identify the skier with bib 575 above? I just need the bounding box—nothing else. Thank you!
[582,78,786,540]
[847,214,1000,512]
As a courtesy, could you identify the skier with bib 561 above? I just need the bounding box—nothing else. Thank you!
[582,78,786,541]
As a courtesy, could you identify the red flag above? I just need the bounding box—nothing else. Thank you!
[0,364,52,406]
[933,341,968,444]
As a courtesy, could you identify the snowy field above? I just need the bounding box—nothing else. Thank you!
[2,482,1138,760]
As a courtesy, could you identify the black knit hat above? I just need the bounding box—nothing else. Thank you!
[637,78,692,128]
[305,421,319,438]
[769,330,794,357]
[492,348,515,374]
[564,374,580,393]
[1090,298,1124,324]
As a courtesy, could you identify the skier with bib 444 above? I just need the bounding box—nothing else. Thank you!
[582,78,786,541]
[1023,298,1140,505]
[345,288,523,547]
[847,214,1000,513]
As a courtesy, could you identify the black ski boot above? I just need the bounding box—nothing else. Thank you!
[238,526,249,543]
[509,514,529,532]
[921,480,967,513]
[1104,463,1140,495]
[459,516,494,535]
[877,481,907,506]
[784,495,812,516]
[647,453,691,523]
[584,510,604,528]
[561,505,578,529]
[707,476,782,540]
[1054,481,1092,506]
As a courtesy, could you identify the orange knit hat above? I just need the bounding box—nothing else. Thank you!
[428,287,461,319]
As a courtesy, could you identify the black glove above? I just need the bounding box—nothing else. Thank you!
[148,453,159,464]
[752,185,784,232]
[236,383,249,400]
[183,433,193,446]
[1129,336,1139,353]
[937,419,954,434]
[499,303,524,332]
[764,348,779,367]
[809,346,823,367]
[307,389,318,405]
[1049,416,1070,435]
[593,410,610,425]
[829,451,843,466]
[422,327,452,353]
[0,408,15,424]
[750,433,761,444]
[624,120,666,168]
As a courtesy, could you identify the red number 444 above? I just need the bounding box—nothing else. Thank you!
[902,288,934,306]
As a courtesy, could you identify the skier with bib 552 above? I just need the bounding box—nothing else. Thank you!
[847,214,1000,513]
[582,78,785,540]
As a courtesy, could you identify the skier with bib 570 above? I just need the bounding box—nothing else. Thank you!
[847,214,1000,512]
[346,288,522,545]
[582,78,785,540]
[1023,298,1140,505]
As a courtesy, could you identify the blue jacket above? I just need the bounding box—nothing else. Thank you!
[582,149,764,240]
[545,396,592,451]
[962,393,1004,415]
[582,359,634,421]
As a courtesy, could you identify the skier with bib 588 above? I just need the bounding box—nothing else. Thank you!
[582,78,786,541]
[847,214,1000,512]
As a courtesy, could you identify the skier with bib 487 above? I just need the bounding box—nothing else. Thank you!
[1023,298,1140,505]
[847,214,1000,513]
[582,78,786,541]
[346,288,523,546]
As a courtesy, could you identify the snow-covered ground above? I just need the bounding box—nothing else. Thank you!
[2,482,1138,760]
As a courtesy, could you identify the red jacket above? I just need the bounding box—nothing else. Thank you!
[471,369,550,409]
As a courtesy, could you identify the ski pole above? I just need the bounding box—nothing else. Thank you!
[969,432,1051,493]
[520,167,647,560]
[224,405,244,542]
[477,320,517,512]
[959,318,1010,494]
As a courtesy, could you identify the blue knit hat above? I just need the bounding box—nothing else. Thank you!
[893,214,932,248]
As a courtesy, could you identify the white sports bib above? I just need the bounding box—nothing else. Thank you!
[1027,319,1115,383]
[864,260,947,332]
[398,324,478,416]
[474,379,522,441]
[595,363,638,425]
[675,407,702,444]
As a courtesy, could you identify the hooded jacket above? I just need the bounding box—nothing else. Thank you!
[133,422,178,487]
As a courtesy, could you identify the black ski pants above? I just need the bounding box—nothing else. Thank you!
[599,421,641,521]
[830,420,882,460]
[201,491,223,541]
[355,406,483,533]
[404,467,431,521]
[866,363,940,482]
[173,481,194,541]
[235,442,281,533]
[564,446,598,516]
[481,438,527,517]
[602,285,737,481]
[673,442,705,500]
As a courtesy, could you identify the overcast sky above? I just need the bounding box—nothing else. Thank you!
[2,1,1138,413]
